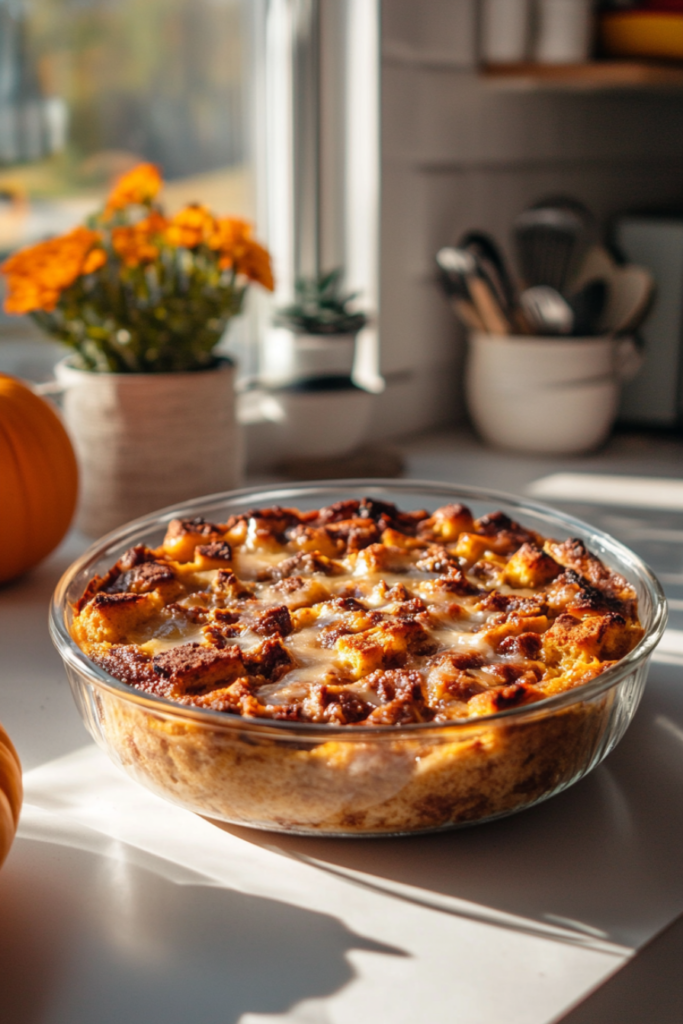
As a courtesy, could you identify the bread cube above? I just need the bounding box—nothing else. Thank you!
[380,528,423,551]
[163,517,226,562]
[336,623,409,678]
[453,533,491,566]
[287,524,342,557]
[335,620,432,678]
[192,541,233,570]
[74,591,164,644]
[353,543,411,575]
[503,543,561,589]
[419,503,475,542]
[153,642,245,695]
[543,612,642,665]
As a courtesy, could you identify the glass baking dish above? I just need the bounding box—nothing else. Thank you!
[50,480,667,837]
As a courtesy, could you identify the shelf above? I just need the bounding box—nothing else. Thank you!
[482,60,683,91]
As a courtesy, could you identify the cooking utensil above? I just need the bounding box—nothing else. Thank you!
[458,231,519,315]
[451,299,486,332]
[520,285,574,335]
[436,245,476,300]
[513,197,596,293]
[436,246,511,334]
[567,279,607,336]
[611,266,655,335]
[571,245,655,336]
[468,275,511,335]
[459,232,531,333]
[436,247,486,331]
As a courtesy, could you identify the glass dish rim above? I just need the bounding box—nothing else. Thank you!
[50,477,668,739]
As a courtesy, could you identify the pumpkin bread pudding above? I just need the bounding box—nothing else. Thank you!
[71,499,644,833]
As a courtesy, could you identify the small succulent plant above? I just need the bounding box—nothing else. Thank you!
[275,268,367,336]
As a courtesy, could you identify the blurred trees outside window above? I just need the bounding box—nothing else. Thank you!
[0,0,253,346]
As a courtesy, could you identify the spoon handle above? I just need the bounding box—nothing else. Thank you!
[469,276,511,335]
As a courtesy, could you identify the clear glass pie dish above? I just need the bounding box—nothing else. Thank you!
[50,480,667,837]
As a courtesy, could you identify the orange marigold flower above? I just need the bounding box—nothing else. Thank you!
[111,212,168,268]
[222,240,274,292]
[208,216,253,252]
[105,163,162,214]
[210,217,274,291]
[1,226,104,314]
[165,204,217,249]
[3,277,51,315]
[82,248,107,275]
[240,241,275,291]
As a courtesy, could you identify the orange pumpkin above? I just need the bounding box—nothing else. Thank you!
[0,373,78,584]
[0,722,22,868]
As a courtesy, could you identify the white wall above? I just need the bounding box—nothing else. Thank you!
[372,0,683,439]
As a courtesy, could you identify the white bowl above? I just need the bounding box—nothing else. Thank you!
[267,384,373,458]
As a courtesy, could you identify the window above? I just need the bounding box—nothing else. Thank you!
[0,0,256,367]
[0,0,381,391]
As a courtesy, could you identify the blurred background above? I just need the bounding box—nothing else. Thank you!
[3,0,683,459]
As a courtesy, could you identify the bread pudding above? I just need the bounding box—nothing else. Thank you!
[70,498,644,833]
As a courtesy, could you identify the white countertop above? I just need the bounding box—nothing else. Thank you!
[2,426,683,1024]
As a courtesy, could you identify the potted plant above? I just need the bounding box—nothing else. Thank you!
[263,269,373,460]
[1,163,274,535]
[268,268,367,384]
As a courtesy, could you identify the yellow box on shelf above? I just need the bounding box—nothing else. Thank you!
[600,11,683,61]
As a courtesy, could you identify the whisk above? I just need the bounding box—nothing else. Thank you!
[513,197,596,294]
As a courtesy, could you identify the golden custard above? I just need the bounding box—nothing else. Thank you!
[72,499,643,727]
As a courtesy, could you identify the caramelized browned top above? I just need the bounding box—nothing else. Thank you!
[71,499,643,725]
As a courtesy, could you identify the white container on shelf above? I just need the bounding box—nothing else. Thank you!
[481,0,531,63]
[466,332,642,455]
[534,0,593,64]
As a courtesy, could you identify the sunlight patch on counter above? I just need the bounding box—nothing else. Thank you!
[528,473,683,511]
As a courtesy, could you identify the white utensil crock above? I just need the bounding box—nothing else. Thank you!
[55,358,242,536]
[466,333,642,455]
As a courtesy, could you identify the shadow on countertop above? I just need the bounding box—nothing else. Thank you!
[0,836,403,1024]
[225,661,683,954]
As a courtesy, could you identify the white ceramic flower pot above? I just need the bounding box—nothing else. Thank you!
[261,327,357,385]
[55,358,242,536]
[466,332,642,455]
